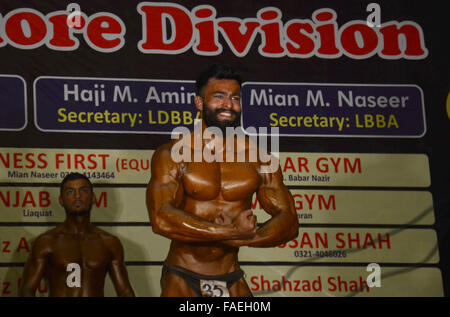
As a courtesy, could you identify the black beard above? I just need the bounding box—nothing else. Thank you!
[66,210,91,216]
[66,207,91,217]
[203,106,241,135]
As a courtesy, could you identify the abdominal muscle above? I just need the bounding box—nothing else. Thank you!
[165,198,249,276]
[166,240,240,276]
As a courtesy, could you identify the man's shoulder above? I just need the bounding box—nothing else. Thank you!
[161,132,195,151]
[151,137,193,167]
[39,226,63,238]
[153,140,178,158]
[31,227,61,250]
[90,226,122,246]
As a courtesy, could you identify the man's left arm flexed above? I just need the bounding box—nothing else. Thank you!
[217,159,299,248]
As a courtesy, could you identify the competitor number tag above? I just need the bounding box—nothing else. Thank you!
[200,279,230,297]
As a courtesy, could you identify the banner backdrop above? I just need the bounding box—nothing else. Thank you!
[0,0,448,297]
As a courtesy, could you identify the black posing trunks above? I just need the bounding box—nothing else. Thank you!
[162,263,245,297]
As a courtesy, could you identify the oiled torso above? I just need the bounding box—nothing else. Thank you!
[44,227,113,297]
[166,160,262,274]
[181,161,261,219]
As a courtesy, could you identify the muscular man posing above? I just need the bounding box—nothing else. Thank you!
[147,64,299,297]
[19,173,134,297]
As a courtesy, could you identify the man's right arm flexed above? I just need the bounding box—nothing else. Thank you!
[146,143,256,242]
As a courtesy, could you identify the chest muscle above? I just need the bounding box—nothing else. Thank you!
[181,162,260,201]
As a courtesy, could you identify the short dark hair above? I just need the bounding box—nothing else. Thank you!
[195,64,242,96]
[60,172,93,194]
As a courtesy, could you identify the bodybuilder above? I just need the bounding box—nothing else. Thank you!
[19,173,135,297]
[147,64,299,297]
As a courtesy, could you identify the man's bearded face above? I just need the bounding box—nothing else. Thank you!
[199,79,242,132]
